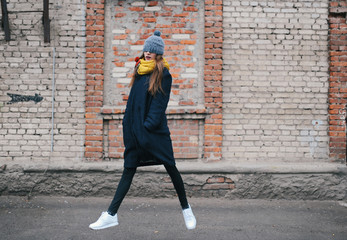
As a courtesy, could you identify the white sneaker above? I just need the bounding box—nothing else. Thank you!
[182,205,196,230]
[89,212,119,230]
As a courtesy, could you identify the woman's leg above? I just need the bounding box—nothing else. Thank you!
[164,164,196,229]
[107,167,137,215]
[164,164,189,209]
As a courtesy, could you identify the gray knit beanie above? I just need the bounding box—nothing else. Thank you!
[143,30,165,55]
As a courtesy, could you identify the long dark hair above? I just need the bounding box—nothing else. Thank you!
[130,53,165,95]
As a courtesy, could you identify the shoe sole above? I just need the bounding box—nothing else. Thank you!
[186,222,197,230]
[186,225,196,230]
[89,222,119,230]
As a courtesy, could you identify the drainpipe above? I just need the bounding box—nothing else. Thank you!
[51,47,56,152]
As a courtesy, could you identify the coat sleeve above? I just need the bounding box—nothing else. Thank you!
[144,68,172,131]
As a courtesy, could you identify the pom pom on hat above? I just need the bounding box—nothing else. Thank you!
[153,30,161,36]
[143,30,165,55]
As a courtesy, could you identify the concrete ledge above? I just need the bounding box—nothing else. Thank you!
[3,161,346,175]
[1,161,346,200]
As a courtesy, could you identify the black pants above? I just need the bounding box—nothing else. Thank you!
[107,165,189,215]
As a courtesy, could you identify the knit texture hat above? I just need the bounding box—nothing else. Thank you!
[143,30,165,55]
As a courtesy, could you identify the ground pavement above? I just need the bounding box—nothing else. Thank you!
[1,196,347,240]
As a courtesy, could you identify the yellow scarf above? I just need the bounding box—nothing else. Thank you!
[137,58,170,75]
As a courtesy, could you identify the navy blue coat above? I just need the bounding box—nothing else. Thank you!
[122,67,175,168]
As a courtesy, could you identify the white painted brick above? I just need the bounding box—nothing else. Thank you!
[181,73,198,79]
[172,34,190,39]
[117,78,131,84]
[0,0,86,162]
[125,61,136,68]
[113,72,127,78]
[1,0,331,164]
[164,1,182,6]
[145,6,161,11]
[112,40,126,45]
[113,67,130,73]
[186,68,197,73]
[112,29,126,34]
[131,1,146,6]
[130,45,143,51]
[223,0,329,162]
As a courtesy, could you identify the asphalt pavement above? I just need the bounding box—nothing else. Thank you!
[1,195,347,240]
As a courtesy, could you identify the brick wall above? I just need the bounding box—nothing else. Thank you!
[1,0,346,164]
[86,0,223,162]
[0,0,86,162]
[328,0,347,162]
[223,0,330,162]
[85,0,105,160]
[103,118,203,160]
[103,0,206,162]
[103,0,204,107]
[204,0,223,161]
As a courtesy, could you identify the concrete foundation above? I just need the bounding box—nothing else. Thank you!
[1,162,346,200]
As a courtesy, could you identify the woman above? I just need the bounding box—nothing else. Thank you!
[89,30,197,230]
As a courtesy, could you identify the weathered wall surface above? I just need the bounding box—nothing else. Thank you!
[0,0,86,162]
[103,0,205,107]
[1,164,346,200]
[101,0,206,161]
[85,0,223,162]
[1,0,340,163]
[223,0,330,162]
[0,0,346,199]
[328,0,347,161]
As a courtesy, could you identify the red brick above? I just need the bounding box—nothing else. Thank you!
[148,1,158,6]
[84,0,226,162]
[85,147,103,152]
[129,7,144,11]
[183,7,198,12]
[144,18,157,23]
